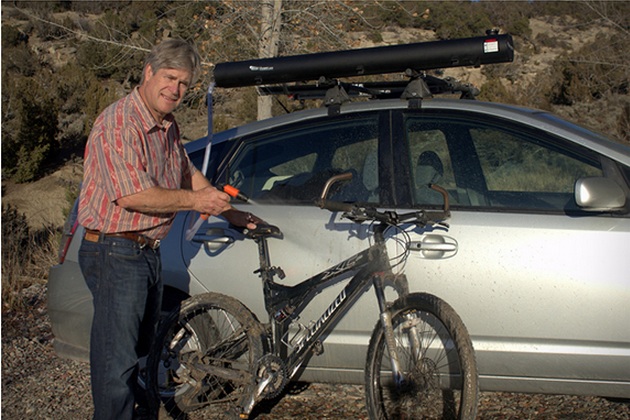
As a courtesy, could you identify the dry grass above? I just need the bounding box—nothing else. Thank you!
[1,205,59,312]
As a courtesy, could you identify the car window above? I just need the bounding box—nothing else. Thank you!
[472,128,602,193]
[404,112,603,212]
[406,125,457,205]
[470,127,602,211]
[226,115,380,204]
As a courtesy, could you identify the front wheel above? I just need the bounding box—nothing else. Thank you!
[365,293,478,419]
[146,292,266,419]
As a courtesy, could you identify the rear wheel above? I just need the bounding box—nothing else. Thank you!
[365,293,478,419]
[146,292,265,419]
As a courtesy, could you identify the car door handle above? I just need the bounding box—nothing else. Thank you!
[413,242,456,251]
[409,235,458,259]
[191,228,235,251]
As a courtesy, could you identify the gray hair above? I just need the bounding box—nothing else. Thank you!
[141,39,201,84]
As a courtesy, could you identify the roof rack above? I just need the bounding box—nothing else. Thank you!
[257,74,481,102]
[213,32,512,110]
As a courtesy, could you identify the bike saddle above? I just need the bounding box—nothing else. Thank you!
[242,223,283,240]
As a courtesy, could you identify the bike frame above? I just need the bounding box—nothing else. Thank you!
[253,221,406,382]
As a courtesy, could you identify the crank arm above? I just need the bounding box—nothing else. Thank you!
[238,375,274,419]
[191,362,252,384]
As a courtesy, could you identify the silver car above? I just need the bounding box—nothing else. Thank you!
[48,97,630,399]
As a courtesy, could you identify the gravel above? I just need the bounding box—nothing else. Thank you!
[3,284,629,420]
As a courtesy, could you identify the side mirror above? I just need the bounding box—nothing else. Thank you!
[575,176,626,212]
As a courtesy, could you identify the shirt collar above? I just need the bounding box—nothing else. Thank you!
[131,87,174,132]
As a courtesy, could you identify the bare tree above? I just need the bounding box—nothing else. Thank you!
[258,0,283,120]
[196,1,380,120]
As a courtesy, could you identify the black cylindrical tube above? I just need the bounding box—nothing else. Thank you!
[214,34,513,88]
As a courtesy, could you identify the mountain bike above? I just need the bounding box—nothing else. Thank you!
[146,173,478,419]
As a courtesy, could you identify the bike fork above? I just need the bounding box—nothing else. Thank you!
[373,276,405,386]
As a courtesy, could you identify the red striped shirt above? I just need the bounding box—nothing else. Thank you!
[78,88,197,239]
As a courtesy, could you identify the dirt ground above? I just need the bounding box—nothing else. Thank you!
[2,162,84,230]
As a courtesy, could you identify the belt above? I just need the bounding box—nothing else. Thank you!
[84,229,161,249]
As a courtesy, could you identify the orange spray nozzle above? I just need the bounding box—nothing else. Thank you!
[222,185,249,202]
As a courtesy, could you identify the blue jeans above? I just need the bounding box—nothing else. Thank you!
[79,235,162,420]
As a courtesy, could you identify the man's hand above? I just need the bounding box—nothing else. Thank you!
[193,186,232,216]
[221,209,263,230]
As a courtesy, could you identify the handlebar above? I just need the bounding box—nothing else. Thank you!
[340,204,450,229]
[318,172,451,229]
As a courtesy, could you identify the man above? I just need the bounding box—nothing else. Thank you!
[78,39,259,419]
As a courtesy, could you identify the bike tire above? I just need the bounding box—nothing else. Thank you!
[365,293,478,420]
[146,292,266,419]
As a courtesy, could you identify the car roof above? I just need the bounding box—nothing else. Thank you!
[186,98,630,165]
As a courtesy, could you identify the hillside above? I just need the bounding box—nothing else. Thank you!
[2,2,629,230]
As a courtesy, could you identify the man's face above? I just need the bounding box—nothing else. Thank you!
[140,65,192,123]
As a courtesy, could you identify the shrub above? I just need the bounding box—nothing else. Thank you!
[503,16,531,38]
[421,2,494,39]
[368,31,383,44]
[55,63,97,114]
[1,43,38,77]
[535,32,565,49]
[362,1,416,28]
[13,143,52,183]
[2,77,59,182]
[1,25,37,77]
[478,78,516,104]
[547,32,628,106]
[1,24,29,48]
[83,78,122,137]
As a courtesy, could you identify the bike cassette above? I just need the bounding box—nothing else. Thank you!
[255,354,288,399]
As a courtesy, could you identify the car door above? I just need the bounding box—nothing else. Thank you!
[183,111,398,383]
[393,109,630,395]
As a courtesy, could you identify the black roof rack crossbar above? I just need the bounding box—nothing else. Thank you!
[258,74,481,101]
